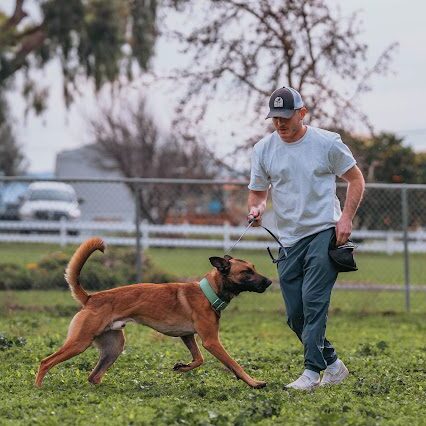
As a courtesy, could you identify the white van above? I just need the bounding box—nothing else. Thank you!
[18,182,81,221]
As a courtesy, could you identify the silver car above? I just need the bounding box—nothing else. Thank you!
[19,182,81,221]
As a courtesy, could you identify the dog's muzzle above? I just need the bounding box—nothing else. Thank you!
[256,278,272,293]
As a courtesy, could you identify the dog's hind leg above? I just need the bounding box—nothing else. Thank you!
[35,310,103,387]
[173,334,204,372]
[88,329,125,384]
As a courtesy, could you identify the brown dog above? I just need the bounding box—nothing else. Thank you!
[35,237,272,388]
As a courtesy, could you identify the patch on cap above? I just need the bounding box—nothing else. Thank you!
[273,97,284,108]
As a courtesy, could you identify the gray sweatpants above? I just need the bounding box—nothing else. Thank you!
[277,227,338,373]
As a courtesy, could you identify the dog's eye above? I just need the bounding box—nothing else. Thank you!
[243,269,254,275]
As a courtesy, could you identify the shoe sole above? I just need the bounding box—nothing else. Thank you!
[285,383,320,391]
[320,366,349,386]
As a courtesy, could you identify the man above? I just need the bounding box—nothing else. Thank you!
[247,86,365,391]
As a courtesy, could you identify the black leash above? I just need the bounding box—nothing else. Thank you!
[257,224,288,264]
[226,219,287,264]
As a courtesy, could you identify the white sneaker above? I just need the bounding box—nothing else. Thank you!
[286,373,320,391]
[320,360,349,386]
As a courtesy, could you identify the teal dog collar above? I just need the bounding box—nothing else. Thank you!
[199,278,228,312]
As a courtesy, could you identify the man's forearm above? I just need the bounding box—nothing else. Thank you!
[248,190,268,215]
[341,178,365,220]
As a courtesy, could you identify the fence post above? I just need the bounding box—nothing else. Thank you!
[142,220,149,250]
[59,217,67,247]
[134,183,142,282]
[401,186,410,312]
[386,232,395,255]
[223,221,230,251]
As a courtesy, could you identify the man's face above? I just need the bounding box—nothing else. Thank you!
[272,107,307,141]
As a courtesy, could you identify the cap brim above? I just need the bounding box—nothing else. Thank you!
[265,109,296,119]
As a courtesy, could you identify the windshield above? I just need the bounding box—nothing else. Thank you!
[28,189,76,202]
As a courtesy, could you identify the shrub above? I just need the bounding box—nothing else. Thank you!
[0,264,32,290]
[0,246,176,290]
[79,263,120,290]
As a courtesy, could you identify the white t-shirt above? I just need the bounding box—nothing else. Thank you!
[248,126,356,247]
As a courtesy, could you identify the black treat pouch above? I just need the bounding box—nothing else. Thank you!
[329,234,358,272]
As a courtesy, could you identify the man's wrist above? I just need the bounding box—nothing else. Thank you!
[340,211,353,221]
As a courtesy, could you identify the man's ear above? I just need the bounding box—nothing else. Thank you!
[299,106,308,120]
[209,256,231,274]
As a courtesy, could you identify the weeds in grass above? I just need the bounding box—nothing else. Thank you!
[0,290,425,425]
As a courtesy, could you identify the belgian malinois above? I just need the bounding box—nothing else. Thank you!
[35,237,272,388]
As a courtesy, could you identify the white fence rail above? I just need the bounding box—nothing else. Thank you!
[1,220,426,253]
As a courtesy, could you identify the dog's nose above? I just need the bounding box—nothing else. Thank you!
[265,279,272,287]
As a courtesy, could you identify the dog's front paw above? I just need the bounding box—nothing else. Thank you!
[251,380,267,389]
[173,362,189,371]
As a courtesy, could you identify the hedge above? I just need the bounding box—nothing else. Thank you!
[0,247,175,291]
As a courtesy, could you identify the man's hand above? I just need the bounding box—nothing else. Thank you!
[248,207,262,227]
[335,214,352,246]
[247,189,268,228]
[337,165,364,246]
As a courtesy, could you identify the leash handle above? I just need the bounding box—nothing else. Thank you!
[258,224,287,263]
[226,218,287,264]
[258,224,284,248]
[249,217,287,263]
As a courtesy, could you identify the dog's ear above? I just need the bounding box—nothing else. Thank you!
[224,255,233,261]
[209,256,231,274]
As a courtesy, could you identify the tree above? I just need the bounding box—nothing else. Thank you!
[90,97,222,223]
[0,0,157,111]
[165,0,397,144]
[335,131,426,231]
[0,93,27,176]
[341,131,417,184]
[414,153,426,184]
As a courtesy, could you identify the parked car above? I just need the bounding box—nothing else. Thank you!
[18,182,82,222]
[0,182,29,220]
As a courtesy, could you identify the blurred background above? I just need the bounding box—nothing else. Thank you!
[1,0,426,311]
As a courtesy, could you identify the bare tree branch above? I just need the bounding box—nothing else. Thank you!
[0,26,47,82]
[89,97,223,223]
[3,0,27,29]
[163,0,397,144]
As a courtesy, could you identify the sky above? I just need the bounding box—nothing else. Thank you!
[4,0,426,173]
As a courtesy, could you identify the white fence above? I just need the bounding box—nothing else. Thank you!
[1,219,426,254]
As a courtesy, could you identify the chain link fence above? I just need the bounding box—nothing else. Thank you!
[1,177,426,310]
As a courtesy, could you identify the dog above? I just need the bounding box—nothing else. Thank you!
[35,237,272,388]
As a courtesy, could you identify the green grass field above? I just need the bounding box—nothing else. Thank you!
[1,289,426,425]
[0,242,425,285]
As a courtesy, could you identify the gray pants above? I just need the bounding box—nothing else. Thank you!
[277,227,338,373]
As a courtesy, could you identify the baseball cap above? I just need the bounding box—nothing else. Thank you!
[266,87,304,119]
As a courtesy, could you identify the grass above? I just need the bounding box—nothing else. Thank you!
[145,247,426,286]
[0,290,426,425]
[0,243,76,265]
[1,242,425,286]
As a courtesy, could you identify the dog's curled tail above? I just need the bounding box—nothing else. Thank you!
[65,237,105,305]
